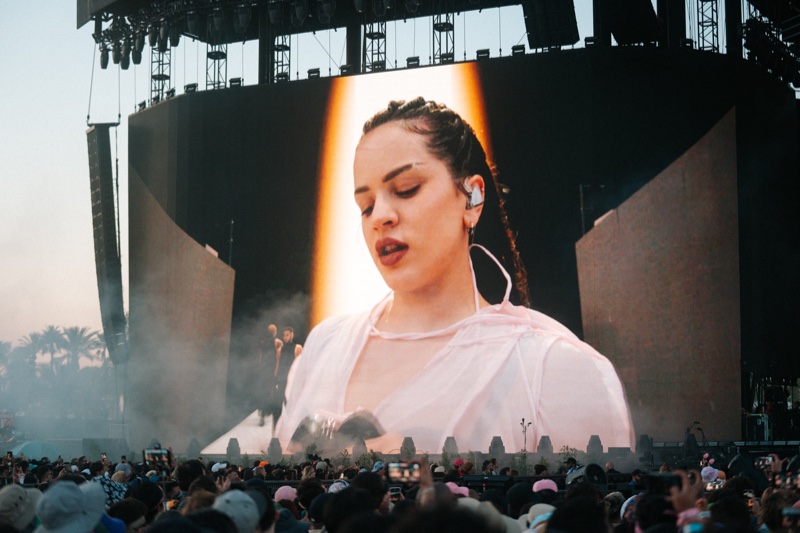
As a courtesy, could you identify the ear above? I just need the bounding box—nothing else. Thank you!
[463,175,485,228]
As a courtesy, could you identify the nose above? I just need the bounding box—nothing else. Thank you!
[371,194,397,229]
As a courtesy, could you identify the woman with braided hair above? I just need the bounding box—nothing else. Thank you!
[275,98,633,454]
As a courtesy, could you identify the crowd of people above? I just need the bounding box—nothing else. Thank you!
[2,448,800,532]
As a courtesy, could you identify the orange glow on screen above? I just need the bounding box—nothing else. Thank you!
[312,63,489,325]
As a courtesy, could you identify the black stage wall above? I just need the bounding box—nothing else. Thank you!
[128,47,798,449]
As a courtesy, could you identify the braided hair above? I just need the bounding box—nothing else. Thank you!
[362,98,530,306]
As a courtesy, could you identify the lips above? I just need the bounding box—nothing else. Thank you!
[375,238,408,267]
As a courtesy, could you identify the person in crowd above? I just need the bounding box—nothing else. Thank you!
[0,484,42,532]
[89,461,128,508]
[275,97,633,455]
[605,462,620,474]
[34,480,118,533]
[107,498,148,533]
[533,464,549,476]
[565,457,579,475]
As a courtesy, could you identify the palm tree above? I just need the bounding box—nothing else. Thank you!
[40,325,65,375]
[17,332,43,365]
[61,326,99,374]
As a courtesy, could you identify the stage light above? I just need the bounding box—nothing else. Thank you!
[230,77,242,87]
[340,64,353,75]
[159,19,170,41]
[308,67,320,78]
[169,24,181,47]
[294,0,308,20]
[476,48,490,60]
[185,83,198,93]
[276,72,290,81]
[152,94,160,104]
[268,2,282,24]
[681,38,694,48]
[322,0,335,18]
[112,41,121,64]
[165,87,176,98]
[138,101,146,111]
[406,56,420,67]
[405,0,418,13]
[317,1,332,23]
[134,31,145,53]
[187,12,200,35]
[511,44,525,56]
[585,36,597,46]
[354,0,366,12]
[148,24,158,47]
[373,0,386,16]
[132,49,142,65]
[213,9,225,32]
[237,5,252,30]
[100,45,110,69]
[383,0,393,10]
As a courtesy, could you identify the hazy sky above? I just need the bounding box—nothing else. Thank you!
[0,0,621,344]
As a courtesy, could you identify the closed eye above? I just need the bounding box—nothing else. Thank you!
[395,185,420,198]
[360,205,374,217]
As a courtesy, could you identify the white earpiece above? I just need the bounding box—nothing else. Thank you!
[465,183,483,209]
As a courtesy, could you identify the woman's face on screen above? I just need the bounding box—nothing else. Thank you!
[354,122,474,295]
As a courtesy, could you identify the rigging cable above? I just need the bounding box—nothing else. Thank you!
[87,43,97,125]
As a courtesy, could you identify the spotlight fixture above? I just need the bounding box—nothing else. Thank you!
[308,67,320,78]
[404,0,418,13]
[511,44,525,56]
[268,2,282,24]
[373,0,386,16]
[138,100,146,111]
[294,0,308,20]
[186,12,200,35]
[169,24,181,47]
[185,83,198,93]
[230,77,242,87]
[406,56,420,67]
[112,41,121,64]
[213,9,225,32]
[148,24,158,47]
[321,0,335,18]
[237,5,252,30]
[100,45,110,69]
[165,87,176,98]
[134,30,145,53]
[159,19,170,41]
[354,0,366,12]
[476,48,490,59]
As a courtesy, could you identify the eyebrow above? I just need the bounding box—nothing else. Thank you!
[354,162,419,195]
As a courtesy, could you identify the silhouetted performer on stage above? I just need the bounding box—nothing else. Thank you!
[258,324,283,427]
